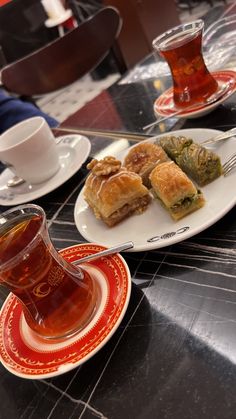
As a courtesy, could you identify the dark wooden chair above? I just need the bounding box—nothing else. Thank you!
[0,6,122,96]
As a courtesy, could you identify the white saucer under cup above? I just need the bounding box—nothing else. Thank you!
[0,135,91,206]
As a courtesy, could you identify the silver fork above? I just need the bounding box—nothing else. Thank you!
[222,153,236,176]
[201,127,236,145]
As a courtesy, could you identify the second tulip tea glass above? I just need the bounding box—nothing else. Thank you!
[153,20,218,108]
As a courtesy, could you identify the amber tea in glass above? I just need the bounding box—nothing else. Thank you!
[0,204,97,340]
[153,20,218,108]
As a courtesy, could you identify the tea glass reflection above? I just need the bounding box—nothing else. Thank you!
[153,20,218,108]
[0,204,97,340]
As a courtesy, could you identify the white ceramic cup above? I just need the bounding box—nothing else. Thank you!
[0,116,60,184]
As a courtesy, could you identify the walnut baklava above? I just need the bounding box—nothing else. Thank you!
[84,156,151,227]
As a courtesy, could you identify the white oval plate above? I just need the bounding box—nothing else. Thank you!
[74,128,236,252]
[0,135,91,206]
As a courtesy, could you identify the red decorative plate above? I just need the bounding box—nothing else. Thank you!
[154,70,236,119]
[0,244,131,379]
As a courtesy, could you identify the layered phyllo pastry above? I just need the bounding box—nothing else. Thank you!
[84,156,151,227]
[159,135,222,186]
[149,161,205,221]
[159,135,193,161]
[124,142,169,187]
[176,143,222,186]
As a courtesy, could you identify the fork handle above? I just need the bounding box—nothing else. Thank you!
[202,128,236,145]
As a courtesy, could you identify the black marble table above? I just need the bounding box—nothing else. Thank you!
[1,4,236,419]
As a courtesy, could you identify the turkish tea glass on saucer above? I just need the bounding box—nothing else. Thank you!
[152,20,218,108]
[0,204,97,341]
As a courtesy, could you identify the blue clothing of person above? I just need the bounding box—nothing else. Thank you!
[0,89,58,134]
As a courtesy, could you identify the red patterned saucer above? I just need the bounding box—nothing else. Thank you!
[0,244,131,379]
[154,70,236,120]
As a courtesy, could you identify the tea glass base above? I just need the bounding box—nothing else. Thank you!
[173,80,219,109]
[24,273,100,343]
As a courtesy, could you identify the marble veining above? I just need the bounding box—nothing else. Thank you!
[1,4,236,417]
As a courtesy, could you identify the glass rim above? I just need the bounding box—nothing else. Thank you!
[152,19,204,51]
[0,203,46,271]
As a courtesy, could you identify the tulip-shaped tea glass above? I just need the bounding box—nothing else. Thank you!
[0,204,97,340]
[153,20,218,108]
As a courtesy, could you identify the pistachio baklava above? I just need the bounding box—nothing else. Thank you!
[176,143,222,186]
[159,135,222,186]
[159,135,193,161]
[149,161,205,220]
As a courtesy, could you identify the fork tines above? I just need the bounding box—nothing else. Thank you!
[222,152,236,176]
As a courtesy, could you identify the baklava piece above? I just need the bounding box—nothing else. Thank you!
[149,161,205,221]
[159,135,222,186]
[159,135,193,161]
[84,156,151,227]
[124,142,169,187]
[176,143,223,186]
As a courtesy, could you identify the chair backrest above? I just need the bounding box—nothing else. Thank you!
[1,6,121,96]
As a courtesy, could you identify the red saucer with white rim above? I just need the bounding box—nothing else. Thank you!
[0,244,131,380]
[154,70,236,120]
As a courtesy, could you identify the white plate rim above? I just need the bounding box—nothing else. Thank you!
[74,128,236,252]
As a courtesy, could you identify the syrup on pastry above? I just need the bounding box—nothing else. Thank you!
[85,156,151,227]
